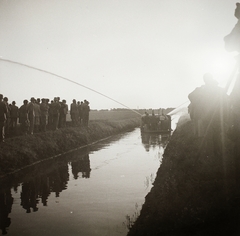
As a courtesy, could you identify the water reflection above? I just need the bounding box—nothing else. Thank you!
[0,189,13,235]
[0,130,163,235]
[0,148,92,234]
[141,132,170,152]
[71,153,91,179]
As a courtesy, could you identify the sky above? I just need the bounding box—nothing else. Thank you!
[0,0,239,110]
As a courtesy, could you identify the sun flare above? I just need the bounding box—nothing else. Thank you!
[205,53,237,86]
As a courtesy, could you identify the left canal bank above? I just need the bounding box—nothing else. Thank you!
[0,118,140,177]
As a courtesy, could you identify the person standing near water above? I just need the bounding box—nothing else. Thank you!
[19,100,29,135]
[0,94,7,142]
[188,73,228,154]
[27,97,35,135]
[40,99,49,132]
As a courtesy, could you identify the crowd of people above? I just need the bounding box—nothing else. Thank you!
[141,111,171,132]
[0,95,90,142]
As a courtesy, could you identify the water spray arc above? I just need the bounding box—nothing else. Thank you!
[0,58,142,116]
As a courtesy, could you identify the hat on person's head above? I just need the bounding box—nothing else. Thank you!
[30,97,35,102]
[0,94,3,99]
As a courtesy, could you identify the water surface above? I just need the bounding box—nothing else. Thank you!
[0,128,170,236]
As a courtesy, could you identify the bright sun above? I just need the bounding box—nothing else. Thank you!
[205,53,237,86]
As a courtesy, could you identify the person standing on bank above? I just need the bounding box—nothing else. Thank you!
[40,98,49,132]
[3,97,11,136]
[51,97,61,130]
[33,99,41,132]
[82,100,90,127]
[19,100,29,135]
[0,94,7,142]
[59,99,68,128]
[70,99,78,126]
[188,73,228,154]
[27,97,35,135]
[10,101,18,134]
[224,2,240,170]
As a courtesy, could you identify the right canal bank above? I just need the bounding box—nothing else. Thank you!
[128,114,240,236]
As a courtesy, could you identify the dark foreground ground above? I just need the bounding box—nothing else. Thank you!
[128,115,240,236]
[0,118,140,177]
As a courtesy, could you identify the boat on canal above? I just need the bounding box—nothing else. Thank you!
[140,112,172,134]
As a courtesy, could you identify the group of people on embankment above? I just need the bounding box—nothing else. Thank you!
[141,111,171,131]
[0,95,90,142]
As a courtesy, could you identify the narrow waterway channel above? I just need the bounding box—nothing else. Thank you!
[0,126,175,236]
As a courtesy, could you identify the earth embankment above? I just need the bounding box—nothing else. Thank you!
[128,114,240,236]
[0,118,140,177]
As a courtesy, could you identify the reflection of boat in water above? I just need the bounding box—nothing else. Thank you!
[141,132,170,152]
[140,112,172,134]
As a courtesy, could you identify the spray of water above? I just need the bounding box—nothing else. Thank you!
[0,58,142,116]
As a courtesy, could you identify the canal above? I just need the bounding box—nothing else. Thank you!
[0,127,172,236]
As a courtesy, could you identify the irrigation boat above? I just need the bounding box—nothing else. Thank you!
[140,113,172,134]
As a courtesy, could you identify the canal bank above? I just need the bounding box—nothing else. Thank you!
[128,114,240,236]
[0,118,140,177]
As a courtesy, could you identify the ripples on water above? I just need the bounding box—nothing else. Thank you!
[0,128,172,236]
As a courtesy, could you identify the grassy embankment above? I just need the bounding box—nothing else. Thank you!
[0,117,140,177]
[128,114,240,236]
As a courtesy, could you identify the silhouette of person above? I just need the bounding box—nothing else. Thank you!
[51,97,61,130]
[224,3,240,53]
[59,99,68,128]
[0,94,7,142]
[10,101,18,134]
[82,100,90,127]
[188,73,229,154]
[27,97,35,135]
[70,99,78,126]
[19,100,29,135]
[3,97,10,137]
[40,98,49,132]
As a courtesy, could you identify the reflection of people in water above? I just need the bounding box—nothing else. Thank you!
[19,161,69,212]
[39,176,50,206]
[0,189,13,235]
[71,154,91,179]
[49,162,69,197]
[141,133,170,152]
[21,180,39,213]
